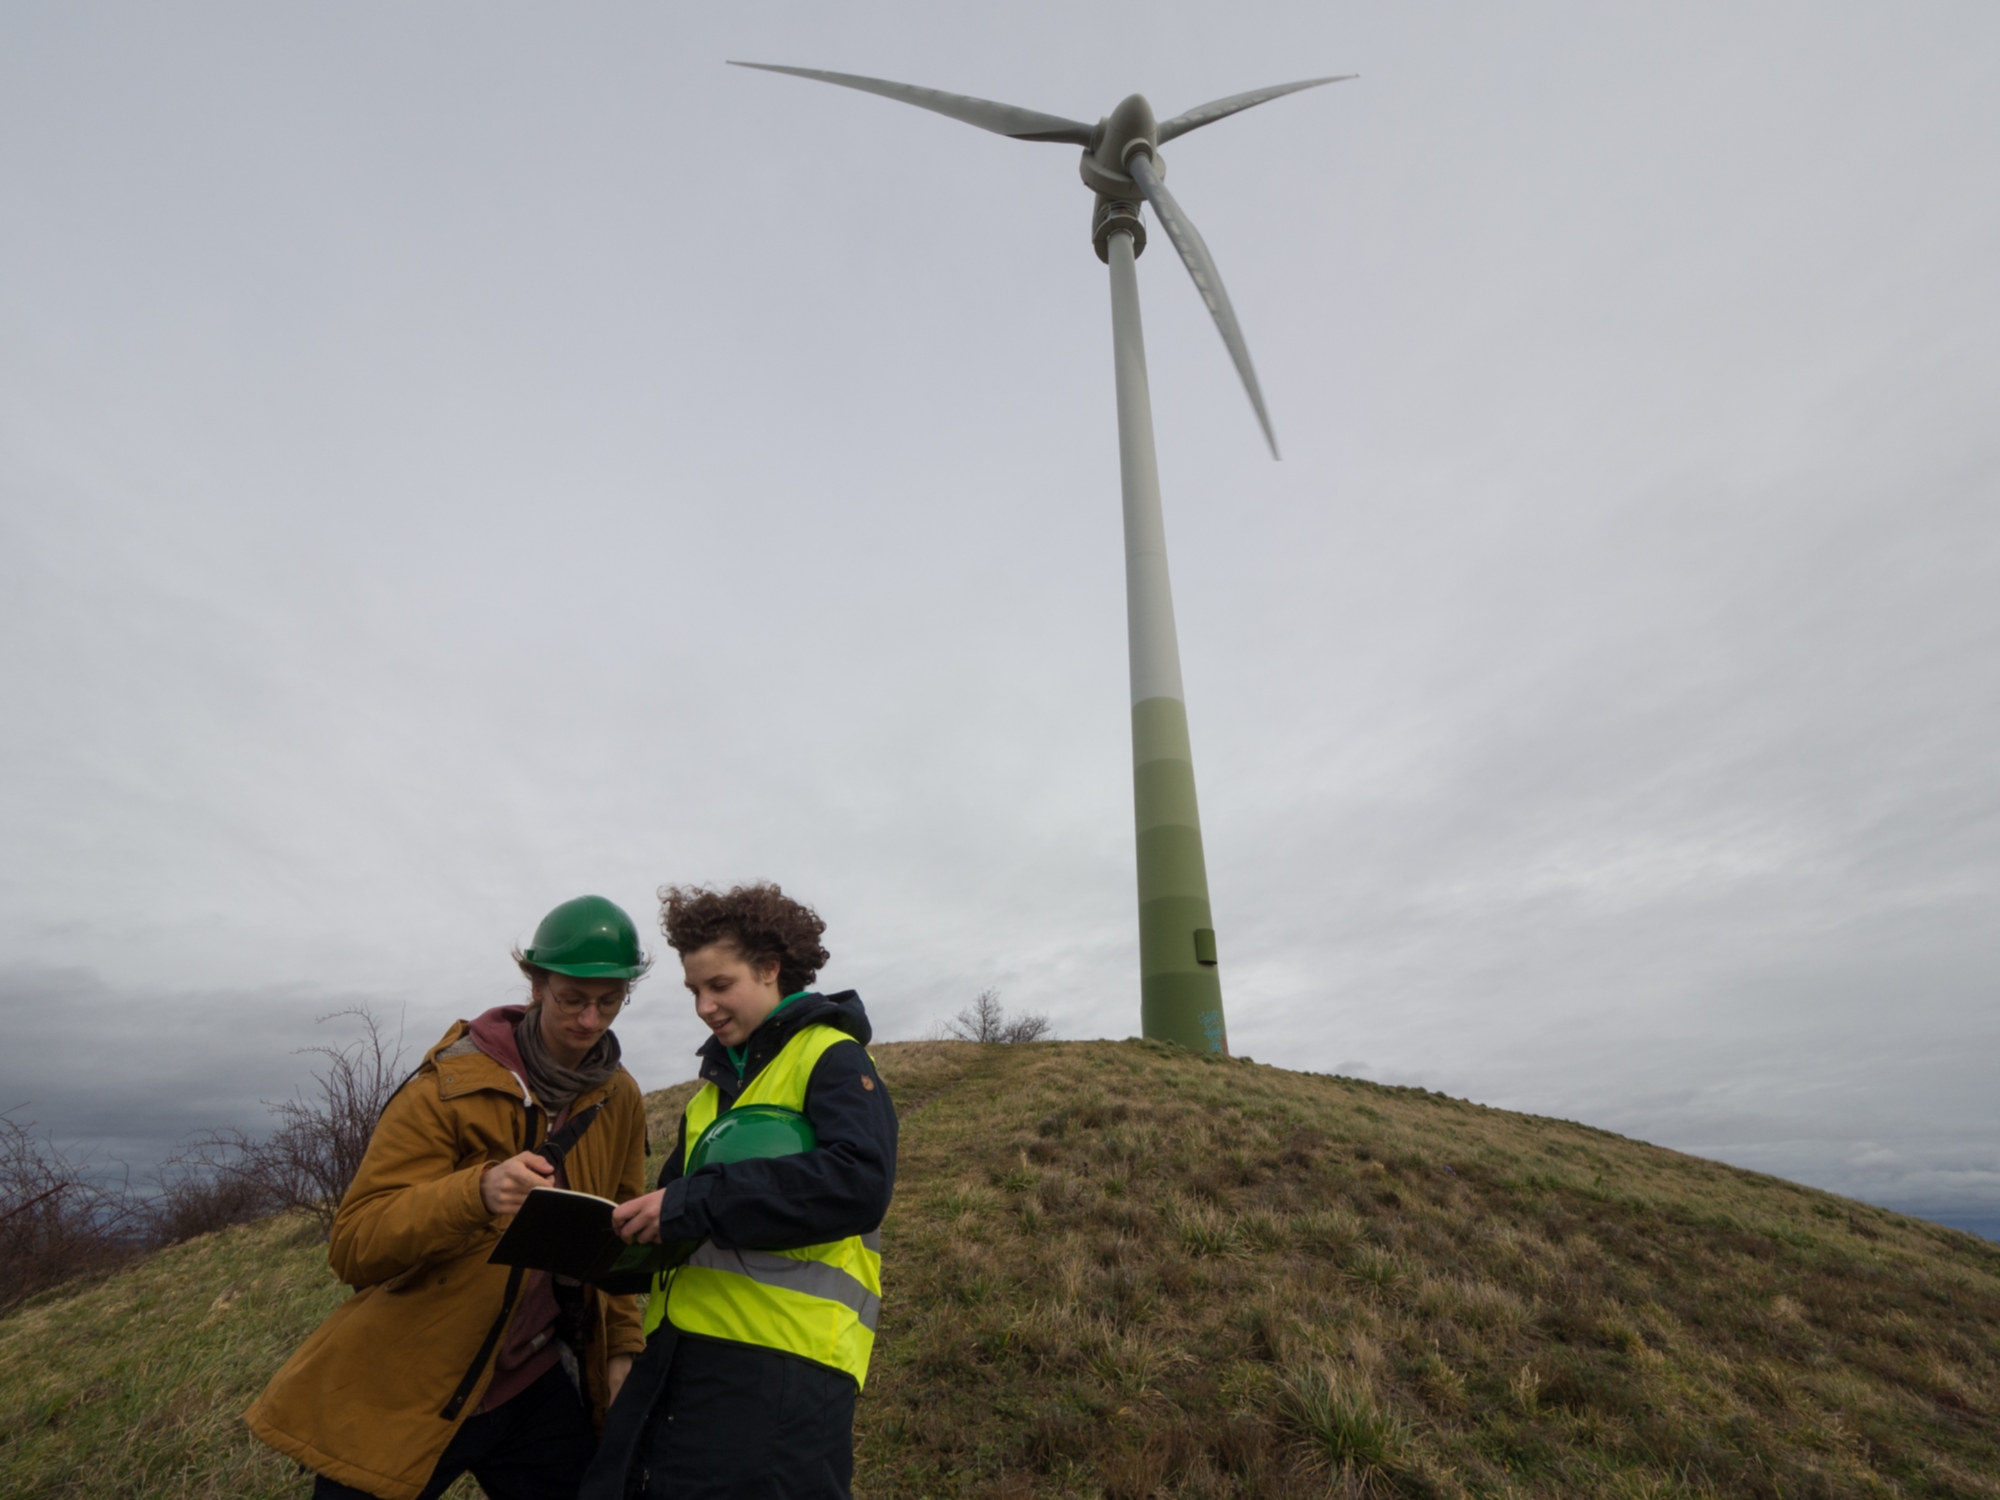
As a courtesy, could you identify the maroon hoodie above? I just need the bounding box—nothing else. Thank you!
[467,1006,567,1411]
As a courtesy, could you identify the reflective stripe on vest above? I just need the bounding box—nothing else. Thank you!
[640,1024,882,1387]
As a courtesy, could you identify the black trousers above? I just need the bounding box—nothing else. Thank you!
[312,1364,596,1500]
[640,1336,857,1500]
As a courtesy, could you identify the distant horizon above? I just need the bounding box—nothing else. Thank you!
[15,1025,1996,1248]
[1909,1211,2000,1244]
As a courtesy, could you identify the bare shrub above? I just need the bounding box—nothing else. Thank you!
[944,989,1053,1044]
[0,1108,141,1314]
[145,1160,279,1246]
[171,1007,408,1239]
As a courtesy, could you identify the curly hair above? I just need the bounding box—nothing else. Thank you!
[659,882,829,997]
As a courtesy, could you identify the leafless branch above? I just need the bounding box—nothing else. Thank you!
[164,1007,409,1240]
[1,1108,142,1314]
[945,989,1054,1045]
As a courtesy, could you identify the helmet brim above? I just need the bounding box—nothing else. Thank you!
[526,958,652,980]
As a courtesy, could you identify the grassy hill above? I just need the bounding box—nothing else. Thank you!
[4,1039,1997,1498]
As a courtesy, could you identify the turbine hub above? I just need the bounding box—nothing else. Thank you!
[1096,93,1159,170]
[1079,92,1161,201]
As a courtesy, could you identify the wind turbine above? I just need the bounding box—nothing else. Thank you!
[733,62,1353,1055]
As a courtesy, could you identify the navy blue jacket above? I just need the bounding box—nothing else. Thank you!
[654,990,897,1253]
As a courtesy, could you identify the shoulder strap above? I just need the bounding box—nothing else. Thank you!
[536,1099,607,1170]
[373,1065,424,1127]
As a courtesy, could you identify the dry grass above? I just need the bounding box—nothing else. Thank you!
[856,1040,2000,1498]
[2,1039,1996,1499]
[0,1206,488,1499]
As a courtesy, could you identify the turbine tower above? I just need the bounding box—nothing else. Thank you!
[734,62,1352,1055]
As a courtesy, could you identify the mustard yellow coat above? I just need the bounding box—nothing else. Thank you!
[245,1019,648,1500]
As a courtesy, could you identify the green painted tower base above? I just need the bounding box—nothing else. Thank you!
[1133,696,1226,1054]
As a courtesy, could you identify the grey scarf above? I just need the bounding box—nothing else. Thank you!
[516,1006,622,1118]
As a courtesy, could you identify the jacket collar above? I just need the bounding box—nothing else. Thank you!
[695,989,870,1096]
[427,1016,626,1114]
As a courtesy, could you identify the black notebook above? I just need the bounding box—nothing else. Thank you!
[487,1189,696,1295]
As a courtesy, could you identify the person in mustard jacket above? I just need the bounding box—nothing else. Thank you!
[246,896,653,1500]
[607,881,898,1500]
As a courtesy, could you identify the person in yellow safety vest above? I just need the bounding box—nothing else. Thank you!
[608,881,897,1500]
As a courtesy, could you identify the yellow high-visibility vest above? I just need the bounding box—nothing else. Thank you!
[641,1024,882,1388]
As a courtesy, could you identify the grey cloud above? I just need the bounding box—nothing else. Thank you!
[2,4,1996,1228]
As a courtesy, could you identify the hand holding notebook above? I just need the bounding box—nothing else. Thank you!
[488,1188,698,1295]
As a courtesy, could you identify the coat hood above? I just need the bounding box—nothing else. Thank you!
[695,990,871,1091]
[467,1005,530,1078]
[773,989,872,1046]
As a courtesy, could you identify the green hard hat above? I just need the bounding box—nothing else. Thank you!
[521,895,650,980]
[688,1104,818,1172]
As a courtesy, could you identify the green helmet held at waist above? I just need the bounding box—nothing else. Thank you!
[687,1104,818,1172]
[521,895,651,979]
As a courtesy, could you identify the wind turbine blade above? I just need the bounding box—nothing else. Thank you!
[728,62,1095,144]
[1157,75,1356,143]
[1124,152,1279,458]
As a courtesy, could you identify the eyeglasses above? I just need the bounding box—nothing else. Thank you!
[546,992,627,1019]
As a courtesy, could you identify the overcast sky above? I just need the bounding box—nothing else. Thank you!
[2,3,1995,1232]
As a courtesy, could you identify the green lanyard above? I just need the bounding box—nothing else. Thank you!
[725,990,811,1081]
